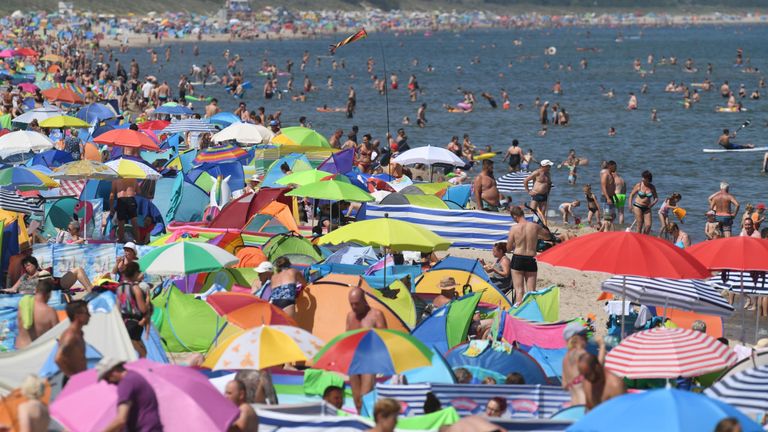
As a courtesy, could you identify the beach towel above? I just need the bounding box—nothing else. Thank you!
[18,295,34,330]
[303,369,344,396]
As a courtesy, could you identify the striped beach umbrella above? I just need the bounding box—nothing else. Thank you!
[496,171,532,193]
[162,119,217,135]
[705,366,768,415]
[203,325,323,371]
[193,143,248,164]
[601,276,734,317]
[138,241,238,276]
[0,189,44,215]
[605,328,737,379]
[105,158,161,180]
[313,328,432,375]
[709,271,768,295]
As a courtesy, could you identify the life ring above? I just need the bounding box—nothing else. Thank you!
[546,47,557,56]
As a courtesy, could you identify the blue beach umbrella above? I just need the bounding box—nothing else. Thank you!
[76,103,116,123]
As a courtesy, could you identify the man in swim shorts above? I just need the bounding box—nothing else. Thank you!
[600,161,618,220]
[717,128,754,150]
[473,160,501,211]
[503,139,523,172]
[524,160,553,221]
[708,182,740,237]
[506,206,550,305]
[110,178,139,242]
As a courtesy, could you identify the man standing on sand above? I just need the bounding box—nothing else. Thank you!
[613,169,626,225]
[708,182,740,237]
[224,379,259,431]
[578,353,626,412]
[55,301,90,386]
[524,160,553,221]
[506,206,551,305]
[110,176,139,243]
[502,139,524,172]
[473,160,501,211]
[346,287,386,413]
[600,161,618,221]
[15,279,59,349]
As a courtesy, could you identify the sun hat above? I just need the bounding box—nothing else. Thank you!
[439,276,457,290]
[256,261,274,273]
[96,357,126,381]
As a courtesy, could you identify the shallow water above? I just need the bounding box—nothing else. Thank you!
[115,26,768,242]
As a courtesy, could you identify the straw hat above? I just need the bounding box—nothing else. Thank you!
[439,277,457,290]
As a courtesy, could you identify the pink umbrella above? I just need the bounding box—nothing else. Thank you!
[18,83,38,93]
[0,49,14,58]
[50,359,238,431]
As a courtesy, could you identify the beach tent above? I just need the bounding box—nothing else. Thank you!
[324,246,379,266]
[249,201,299,233]
[415,269,513,310]
[243,214,292,234]
[412,293,482,354]
[510,286,561,323]
[442,184,471,208]
[402,348,457,385]
[191,161,245,191]
[209,188,293,229]
[234,247,267,268]
[152,175,209,223]
[445,341,550,385]
[200,268,260,293]
[295,276,409,341]
[262,154,312,188]
[432,256,494,285]
[41,197,78,237]
[379,193,448,209]
[320,273,417,328]
[263,232,322,264]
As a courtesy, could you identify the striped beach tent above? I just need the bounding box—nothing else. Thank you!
[705,365,768,415]
[709,271,768,295]
[605,328,738,379]
[601,276,734,317]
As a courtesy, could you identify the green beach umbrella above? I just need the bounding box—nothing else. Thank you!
[138,241,238,276]
[285,179,374,202]
[272,126,331,148]
[276,169,334,187]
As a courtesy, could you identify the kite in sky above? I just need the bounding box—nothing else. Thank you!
[329,29,368,54]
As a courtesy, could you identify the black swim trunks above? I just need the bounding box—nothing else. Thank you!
[511,255,538,272]
[531,193,549,203]
[508,153,521,168]
[115,196,138,222]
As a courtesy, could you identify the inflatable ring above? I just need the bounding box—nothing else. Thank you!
[546,46,557,56]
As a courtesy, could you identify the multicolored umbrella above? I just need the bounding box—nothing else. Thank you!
[39,115,90,128]
[207,292,297,328]
[51,160,119,180]
[50,359,239,432]
[203,325,324,370]
[41,88,83,104]
[271,126,331,148]
[318,217,452,252]
[276,169,334,186]
[138,241,238,276]
[104,158,161,180]
[285,179,374,202]
[0,166,59,190]
[212,122,273,144]
[0,130,54,158]
[193,143,248,164]
[313,328,432,375]
[94,129,160,151]
[605,328,737,379]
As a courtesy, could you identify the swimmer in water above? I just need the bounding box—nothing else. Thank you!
[608,127,617,137]
[627,92,638,110]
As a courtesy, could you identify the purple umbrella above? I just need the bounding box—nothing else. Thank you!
[50,359,238,432]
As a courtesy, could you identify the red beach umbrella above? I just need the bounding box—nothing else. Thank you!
[93,129,160,151]
[41,88,83,104]
[687,236,768,272]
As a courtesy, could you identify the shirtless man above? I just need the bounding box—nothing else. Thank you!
[55,300,90,385]
[613,170,627,225]
[156,81,170,104]
[708,182,740,237]
[524,160,553,220]
[502,139,524,172]
[717,128,754,150]
[225,379,259,432]
[600,161,618,220]
[473,160,501,211]
[346,287,386,413]
[416,103,427,128]
[110,178,139,242]
[15,280,59,349]
[204,98,220,118]
[506,206,551,304]
[578,353,625,412]
[329,129,344,149]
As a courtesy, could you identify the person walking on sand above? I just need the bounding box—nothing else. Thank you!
[347,287,386,413]
[628,170,658,234]
[524,160,554,221]
[506,206,551,305]
[708,182,740,238]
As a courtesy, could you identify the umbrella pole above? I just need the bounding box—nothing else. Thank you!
[740,278,747,344]
[755,297,761,344]
[621,276,627,340]
[662,297,668,322]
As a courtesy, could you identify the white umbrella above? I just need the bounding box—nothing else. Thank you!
[392,145,465,181]
[212,123,273,144]
[12,107,64,125]
[0,131,54,158]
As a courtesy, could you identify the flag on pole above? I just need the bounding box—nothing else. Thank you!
[330,29,368,54]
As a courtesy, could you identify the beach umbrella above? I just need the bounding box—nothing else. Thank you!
[285,179,374,202]
[104,158,161,180]
[13,48,37,57]
[30,149,74,168]
[705,365,768,416]
[138,241,238,276]
[11,107,63,125]
[0,189,44,215]
[271,126,330,148]
[0,130,54,158]
[50,359,238,432]
[209,112,241,127]
[496,171,533,193]
[601,276,734,318]
[0,49,14,58]
[51,160,119,180]
[567,388,763,432]
[193,143,248,165]
[203,325,323,371]
[138,119,171,131]
[393,145,465,166]
[94,129,160,151]
[39,115,90,129]
[162,118,217,134]
[212,122,273,144]
[318,216,451,252]
[154,103,193,116]
[75,103,116,123]
[605,328,737,379]
[276,169,334,186]
[40,53,65,62]
[710,271,768,295]
[0,166,58,190]
[41,88,83,104]
[206,292,297,328]
[18,82,39,93]
[313,328,432,375]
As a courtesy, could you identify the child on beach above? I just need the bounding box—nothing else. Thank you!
[583,184,601,226]
[704,211,723,240]
[520,149,536,171]
[658,193,682,236]
[558,200,581,224]
[598,214,615,232]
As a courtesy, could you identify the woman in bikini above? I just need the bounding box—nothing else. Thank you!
[583,184,601,226]
[628,170,658,234]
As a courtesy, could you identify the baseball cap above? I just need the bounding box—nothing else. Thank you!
[123,242,137,253]
[563,322,588,340]
[96,357,126,381]
[269,120,279,126]
[256,261,274,273]
[758,203,766,210]
[540,159,554,167]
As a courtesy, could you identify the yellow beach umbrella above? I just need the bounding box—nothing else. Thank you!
[39,115,90,129]
[105,158,161,180]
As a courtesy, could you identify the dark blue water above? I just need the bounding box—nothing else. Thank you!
[116,26,768,240]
